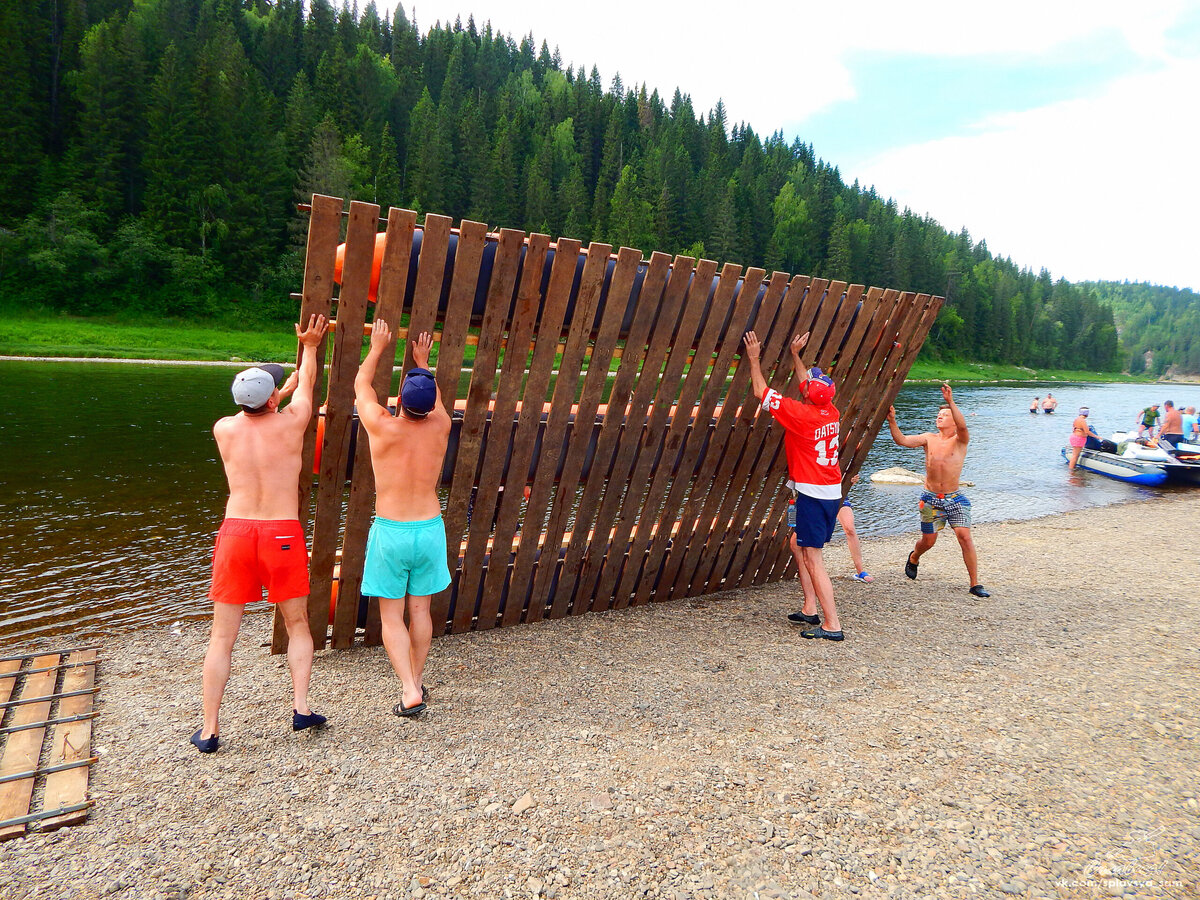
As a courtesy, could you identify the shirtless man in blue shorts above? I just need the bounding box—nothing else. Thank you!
[887,384,990,598]
[355,320,452,718]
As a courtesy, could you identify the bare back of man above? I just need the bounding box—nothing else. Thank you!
[195,315,328,753]
[356,321,452,718]
[887,383,989,598]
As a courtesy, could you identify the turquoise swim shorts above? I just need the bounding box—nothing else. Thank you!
[361,515,452,599]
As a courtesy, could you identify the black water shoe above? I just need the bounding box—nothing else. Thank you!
[787,611,820,626]
[800,626,845,642]
[904,553,919,580]
[968,584,991,598]
[292,710,327,731]
[190,729,219,754]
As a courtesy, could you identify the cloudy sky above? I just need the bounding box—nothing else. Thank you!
[395,1,1200,290]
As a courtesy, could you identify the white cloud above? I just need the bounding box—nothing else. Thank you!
[392,1,1199,286]
[849,57,1200,288]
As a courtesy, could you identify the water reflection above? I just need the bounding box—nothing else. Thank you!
[0,360,1193,646]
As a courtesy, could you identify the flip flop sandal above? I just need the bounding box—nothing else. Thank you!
[393,700,427,718]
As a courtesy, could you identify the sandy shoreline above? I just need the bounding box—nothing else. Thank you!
[2,495,1199,899]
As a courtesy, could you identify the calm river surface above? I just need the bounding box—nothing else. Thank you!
[1,360,1193,646]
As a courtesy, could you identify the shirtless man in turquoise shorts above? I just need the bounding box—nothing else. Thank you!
[887,384,990,598]
[355,320,452,718]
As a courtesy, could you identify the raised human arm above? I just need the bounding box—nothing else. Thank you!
[355,317,393,427]
[943,382,969,444]
[789,332,810,385]
[286,314,328,421]
[743,331,768,400]
[887,406,926,449]
[407,330,447,414]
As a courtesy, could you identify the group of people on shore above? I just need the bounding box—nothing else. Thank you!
[742,331,989,646]
[193,319,990,751]
[194,315,451,752]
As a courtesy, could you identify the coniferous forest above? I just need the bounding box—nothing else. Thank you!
[2,0,1195,372]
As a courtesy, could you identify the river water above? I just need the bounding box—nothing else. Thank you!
[0,360,1192,646]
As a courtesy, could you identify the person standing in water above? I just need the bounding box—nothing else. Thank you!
[1029,397,1040,414]
[1042,393,1057,413]
[887,384,990,599]
[1067,407,1091,470]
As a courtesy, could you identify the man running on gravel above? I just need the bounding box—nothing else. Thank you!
[355,320,452,718]
[887,384,990,599]
[195,314,329,753]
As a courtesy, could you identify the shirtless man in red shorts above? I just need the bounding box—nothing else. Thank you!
[192,314,328,753]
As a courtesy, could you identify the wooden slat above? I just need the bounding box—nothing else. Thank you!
[330,208,419,649]
[38,650,97,831]
[833,289,905,457]
[630,263,761,607]
[837,290,920,467]
[460,233,552,630]
[656,270,790,602]
[689,275,817,595]
[606,257,720,610]
[0,661,19,705]
[533,246,644,621]
[506,241,613,624]
[669,273,803,599]
[843,295,942,482]
[272,193,342,654]
[445,228,525,633]
[304,200,381,650]
[490,239,585,628]
[0,655,59,841]
[425,219,493,637]
[574,256,695,613]
[554,251,674,618]
[585,257,708,611]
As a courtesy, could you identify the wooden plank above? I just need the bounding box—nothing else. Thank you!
[669,273,802,600]
[836,290,918,463]
[272,192,342,654]
[825,286,885,448]
[305,199,380,650]
[444,229,525,633]
[657,270,790,602]
[0,661,19,706]
[534,246,644,621]
[578,256,700,612]
[630,263,762,607]
[605,257,721,610]
[490,239,585,628]
[842,295,941,482]
[554,251,674,618]
[424,219,492,638]
[507,241,613,624]
[39,650,97,831]
[0,654,59,841]
[461,233,552,630]
[330,208,419,649]
[832,289,903,454]
[688,274,816,596]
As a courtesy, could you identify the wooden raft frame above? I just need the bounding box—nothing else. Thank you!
[273,195,942,652]
[0,648,99,839]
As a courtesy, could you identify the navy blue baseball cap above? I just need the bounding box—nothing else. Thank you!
[400,367,437,416]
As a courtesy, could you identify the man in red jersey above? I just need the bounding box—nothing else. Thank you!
[743,330,845,641]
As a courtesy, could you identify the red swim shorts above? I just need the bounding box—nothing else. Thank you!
[208,519,310,605]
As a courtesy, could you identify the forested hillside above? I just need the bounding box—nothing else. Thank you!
[0,0,1127,371]
[1082,282,1200,377]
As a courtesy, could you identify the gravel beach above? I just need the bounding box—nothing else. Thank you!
[2,494,1198,900]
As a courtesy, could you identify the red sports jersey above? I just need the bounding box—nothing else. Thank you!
[761,387,842,499]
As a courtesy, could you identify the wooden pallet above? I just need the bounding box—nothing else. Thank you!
[0,648,98,839]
